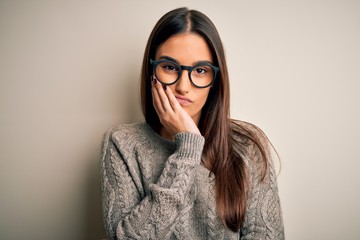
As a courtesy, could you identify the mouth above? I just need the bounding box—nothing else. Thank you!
[175,96,192,105]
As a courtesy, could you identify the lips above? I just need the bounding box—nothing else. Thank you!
[175,96,192,105]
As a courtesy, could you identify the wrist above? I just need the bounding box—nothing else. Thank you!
[174,132,205,157]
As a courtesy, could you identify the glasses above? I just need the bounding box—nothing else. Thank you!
[150,59,220,88]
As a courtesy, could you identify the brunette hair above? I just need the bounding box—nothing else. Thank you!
[140,7,272,232]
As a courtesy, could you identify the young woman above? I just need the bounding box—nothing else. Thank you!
[101,7,284,239]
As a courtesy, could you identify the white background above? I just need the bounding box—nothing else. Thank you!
[1,1,359,239]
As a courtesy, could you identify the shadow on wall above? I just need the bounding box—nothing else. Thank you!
[84,149,107,240]
[83,62,143,239]
[83,116,143,239]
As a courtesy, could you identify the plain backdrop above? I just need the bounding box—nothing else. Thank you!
[1,1,359,239]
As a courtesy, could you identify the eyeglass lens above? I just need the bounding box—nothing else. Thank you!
[155,61,215,87]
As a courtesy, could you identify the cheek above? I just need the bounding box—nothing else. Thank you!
[196,89,210,107]
[188,90,209,119]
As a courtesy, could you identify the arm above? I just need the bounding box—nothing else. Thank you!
[240,144,285,240]
[101,129,204,239]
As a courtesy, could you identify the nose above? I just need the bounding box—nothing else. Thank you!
[175,70,191,94]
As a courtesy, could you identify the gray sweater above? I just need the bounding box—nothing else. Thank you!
[101,122,284,239]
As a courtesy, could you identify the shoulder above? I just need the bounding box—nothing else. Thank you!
[103,122,149,145]
[230,119,266,137]
[230,119,267,148]
[105,122,147,137]
[101,122,153,157]
[230,119,271,168]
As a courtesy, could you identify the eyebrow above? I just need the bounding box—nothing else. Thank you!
[158,55,214,66]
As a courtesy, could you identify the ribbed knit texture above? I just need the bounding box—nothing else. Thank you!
[100,122,284,239]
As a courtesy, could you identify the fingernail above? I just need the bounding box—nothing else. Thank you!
[162,84,167,90]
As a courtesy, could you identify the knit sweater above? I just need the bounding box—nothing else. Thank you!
[101,122,284,239]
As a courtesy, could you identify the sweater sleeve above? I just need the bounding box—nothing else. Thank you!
[101,129,204,239]
[240,144,285,240]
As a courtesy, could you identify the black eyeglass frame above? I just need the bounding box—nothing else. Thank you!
[150,59,220,88]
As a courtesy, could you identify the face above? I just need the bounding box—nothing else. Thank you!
[155,32,213,125]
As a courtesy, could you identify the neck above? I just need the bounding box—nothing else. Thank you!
[160,127,174,141]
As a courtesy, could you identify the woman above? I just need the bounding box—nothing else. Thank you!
[101,7,284,239]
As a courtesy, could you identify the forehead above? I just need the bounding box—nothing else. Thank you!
[155,32,213,64]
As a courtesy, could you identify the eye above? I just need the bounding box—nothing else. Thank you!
[164,65,175,71]
[193,66,210,75]
[160,62,179,72]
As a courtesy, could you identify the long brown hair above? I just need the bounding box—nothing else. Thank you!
[140,7,271,232]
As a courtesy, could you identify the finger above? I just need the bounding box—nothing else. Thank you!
[151,77,165,114]
[154,79,174,113]
[164,85,181,110]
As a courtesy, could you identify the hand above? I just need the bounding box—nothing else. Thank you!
[151,76,201,138]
